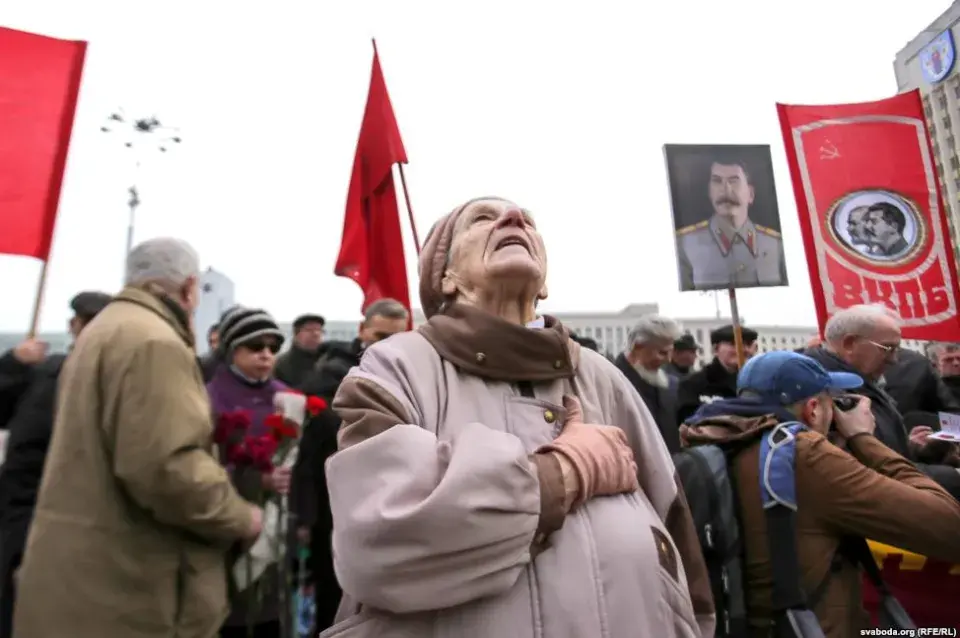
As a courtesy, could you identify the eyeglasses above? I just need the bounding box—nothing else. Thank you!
[866,340,899,356]
[243,340,280,354]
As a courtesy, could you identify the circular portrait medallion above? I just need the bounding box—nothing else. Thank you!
[825,190,926,267]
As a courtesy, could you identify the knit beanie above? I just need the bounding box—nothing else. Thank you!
[217,306,284,353]
[418,196,512,319]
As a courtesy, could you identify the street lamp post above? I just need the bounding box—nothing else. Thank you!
[101,109,182,263]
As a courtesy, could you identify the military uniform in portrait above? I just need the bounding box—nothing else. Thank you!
[676,214,786,290]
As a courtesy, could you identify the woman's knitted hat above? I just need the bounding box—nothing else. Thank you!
[217,306,284,353]
[418,196,512,319]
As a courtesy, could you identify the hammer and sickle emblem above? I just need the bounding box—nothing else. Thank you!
[819,140,840,160]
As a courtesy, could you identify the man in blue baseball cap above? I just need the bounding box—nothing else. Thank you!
[677,350,960,636]
[735,350,864,432]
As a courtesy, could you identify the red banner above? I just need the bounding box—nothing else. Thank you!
[0,27,86,261]
[777,91,960,340]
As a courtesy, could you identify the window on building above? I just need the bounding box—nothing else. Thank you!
[939,94,948,110]
[948,135,956,148]
[945,115,953,129]
[954,83,960,99]
[951,156,960,170]
[937,162,945,178]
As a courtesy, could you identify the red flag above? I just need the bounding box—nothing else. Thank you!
[334,47,412,320]
[778,91,960,341]
[0,27,86,261]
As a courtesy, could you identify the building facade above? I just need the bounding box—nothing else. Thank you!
[195,268,236,355]
[894,2,960,263]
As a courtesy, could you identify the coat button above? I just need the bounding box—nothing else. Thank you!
[543,410,556,423]
[553,359,563,369]
[476,352,486,364]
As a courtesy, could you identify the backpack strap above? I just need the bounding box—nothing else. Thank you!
[759,422,828,638]
[759,421,807,612]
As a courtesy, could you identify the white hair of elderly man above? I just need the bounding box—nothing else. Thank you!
[125,237,200,289]
[823,303,901,344]
[626,315,683,350]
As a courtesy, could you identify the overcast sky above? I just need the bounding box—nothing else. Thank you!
[0,1,949,333]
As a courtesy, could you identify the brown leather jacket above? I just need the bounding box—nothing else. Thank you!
[683,413,960,637]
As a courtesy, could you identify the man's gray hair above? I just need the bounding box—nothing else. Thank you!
[823,303,901,343]
[125,237,200,289]
[626,315,682,350]
[926,341,960,362]
[364,298,409,323]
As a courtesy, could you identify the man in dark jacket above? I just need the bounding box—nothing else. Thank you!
[676,324,758,424]
[569,333,600,352]
[663,332,699,380]
[0,340,48,430]
[882,344,960,413]
[198,322,222,383]
[806,303,960,500]
[291,298,408,633]
[0,291,111,638]
[881,347,960,415]
[274,313,326,387]
[615,315,683,453]
[927,341,960,403]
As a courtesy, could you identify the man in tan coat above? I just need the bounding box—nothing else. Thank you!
[14,238,263,638]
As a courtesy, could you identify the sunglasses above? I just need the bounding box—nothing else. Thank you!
[243,340,280,354]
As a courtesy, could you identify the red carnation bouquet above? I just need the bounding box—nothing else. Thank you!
[227,390,328,633]
[214,410,277,473]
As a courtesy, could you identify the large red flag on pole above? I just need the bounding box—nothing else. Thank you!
[334,42,415,322]
[778,90,960,341]
[0,27,86,261]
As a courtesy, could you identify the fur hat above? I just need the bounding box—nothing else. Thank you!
[710,324,758,346]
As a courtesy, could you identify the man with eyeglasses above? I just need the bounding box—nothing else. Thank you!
[805,303,960,499]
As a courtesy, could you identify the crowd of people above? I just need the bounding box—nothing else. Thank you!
[0,197,958,637]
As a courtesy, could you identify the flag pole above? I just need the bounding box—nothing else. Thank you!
[728,287,746,367]
[371,38,421,257]
[397,164,421,256]
[27,260,51,339]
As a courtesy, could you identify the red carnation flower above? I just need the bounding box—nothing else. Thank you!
[226,442,251,466]
[306,396,327,416]
[214,410,252,444]
[246,435,277,472]
[265,413,299,440]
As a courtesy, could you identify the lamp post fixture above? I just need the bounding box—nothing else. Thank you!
[101,109,182,262]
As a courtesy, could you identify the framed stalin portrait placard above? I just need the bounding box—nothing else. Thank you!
[663,144,788,292]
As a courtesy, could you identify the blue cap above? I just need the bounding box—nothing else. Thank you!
[737,350,863,405]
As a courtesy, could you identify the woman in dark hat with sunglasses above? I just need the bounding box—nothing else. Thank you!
[206,306,291,638]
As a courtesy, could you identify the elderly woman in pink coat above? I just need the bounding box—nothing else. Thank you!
[321,197,714,638]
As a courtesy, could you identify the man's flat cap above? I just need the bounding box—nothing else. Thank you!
[70,291,112,320]
[293,314,325,332]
